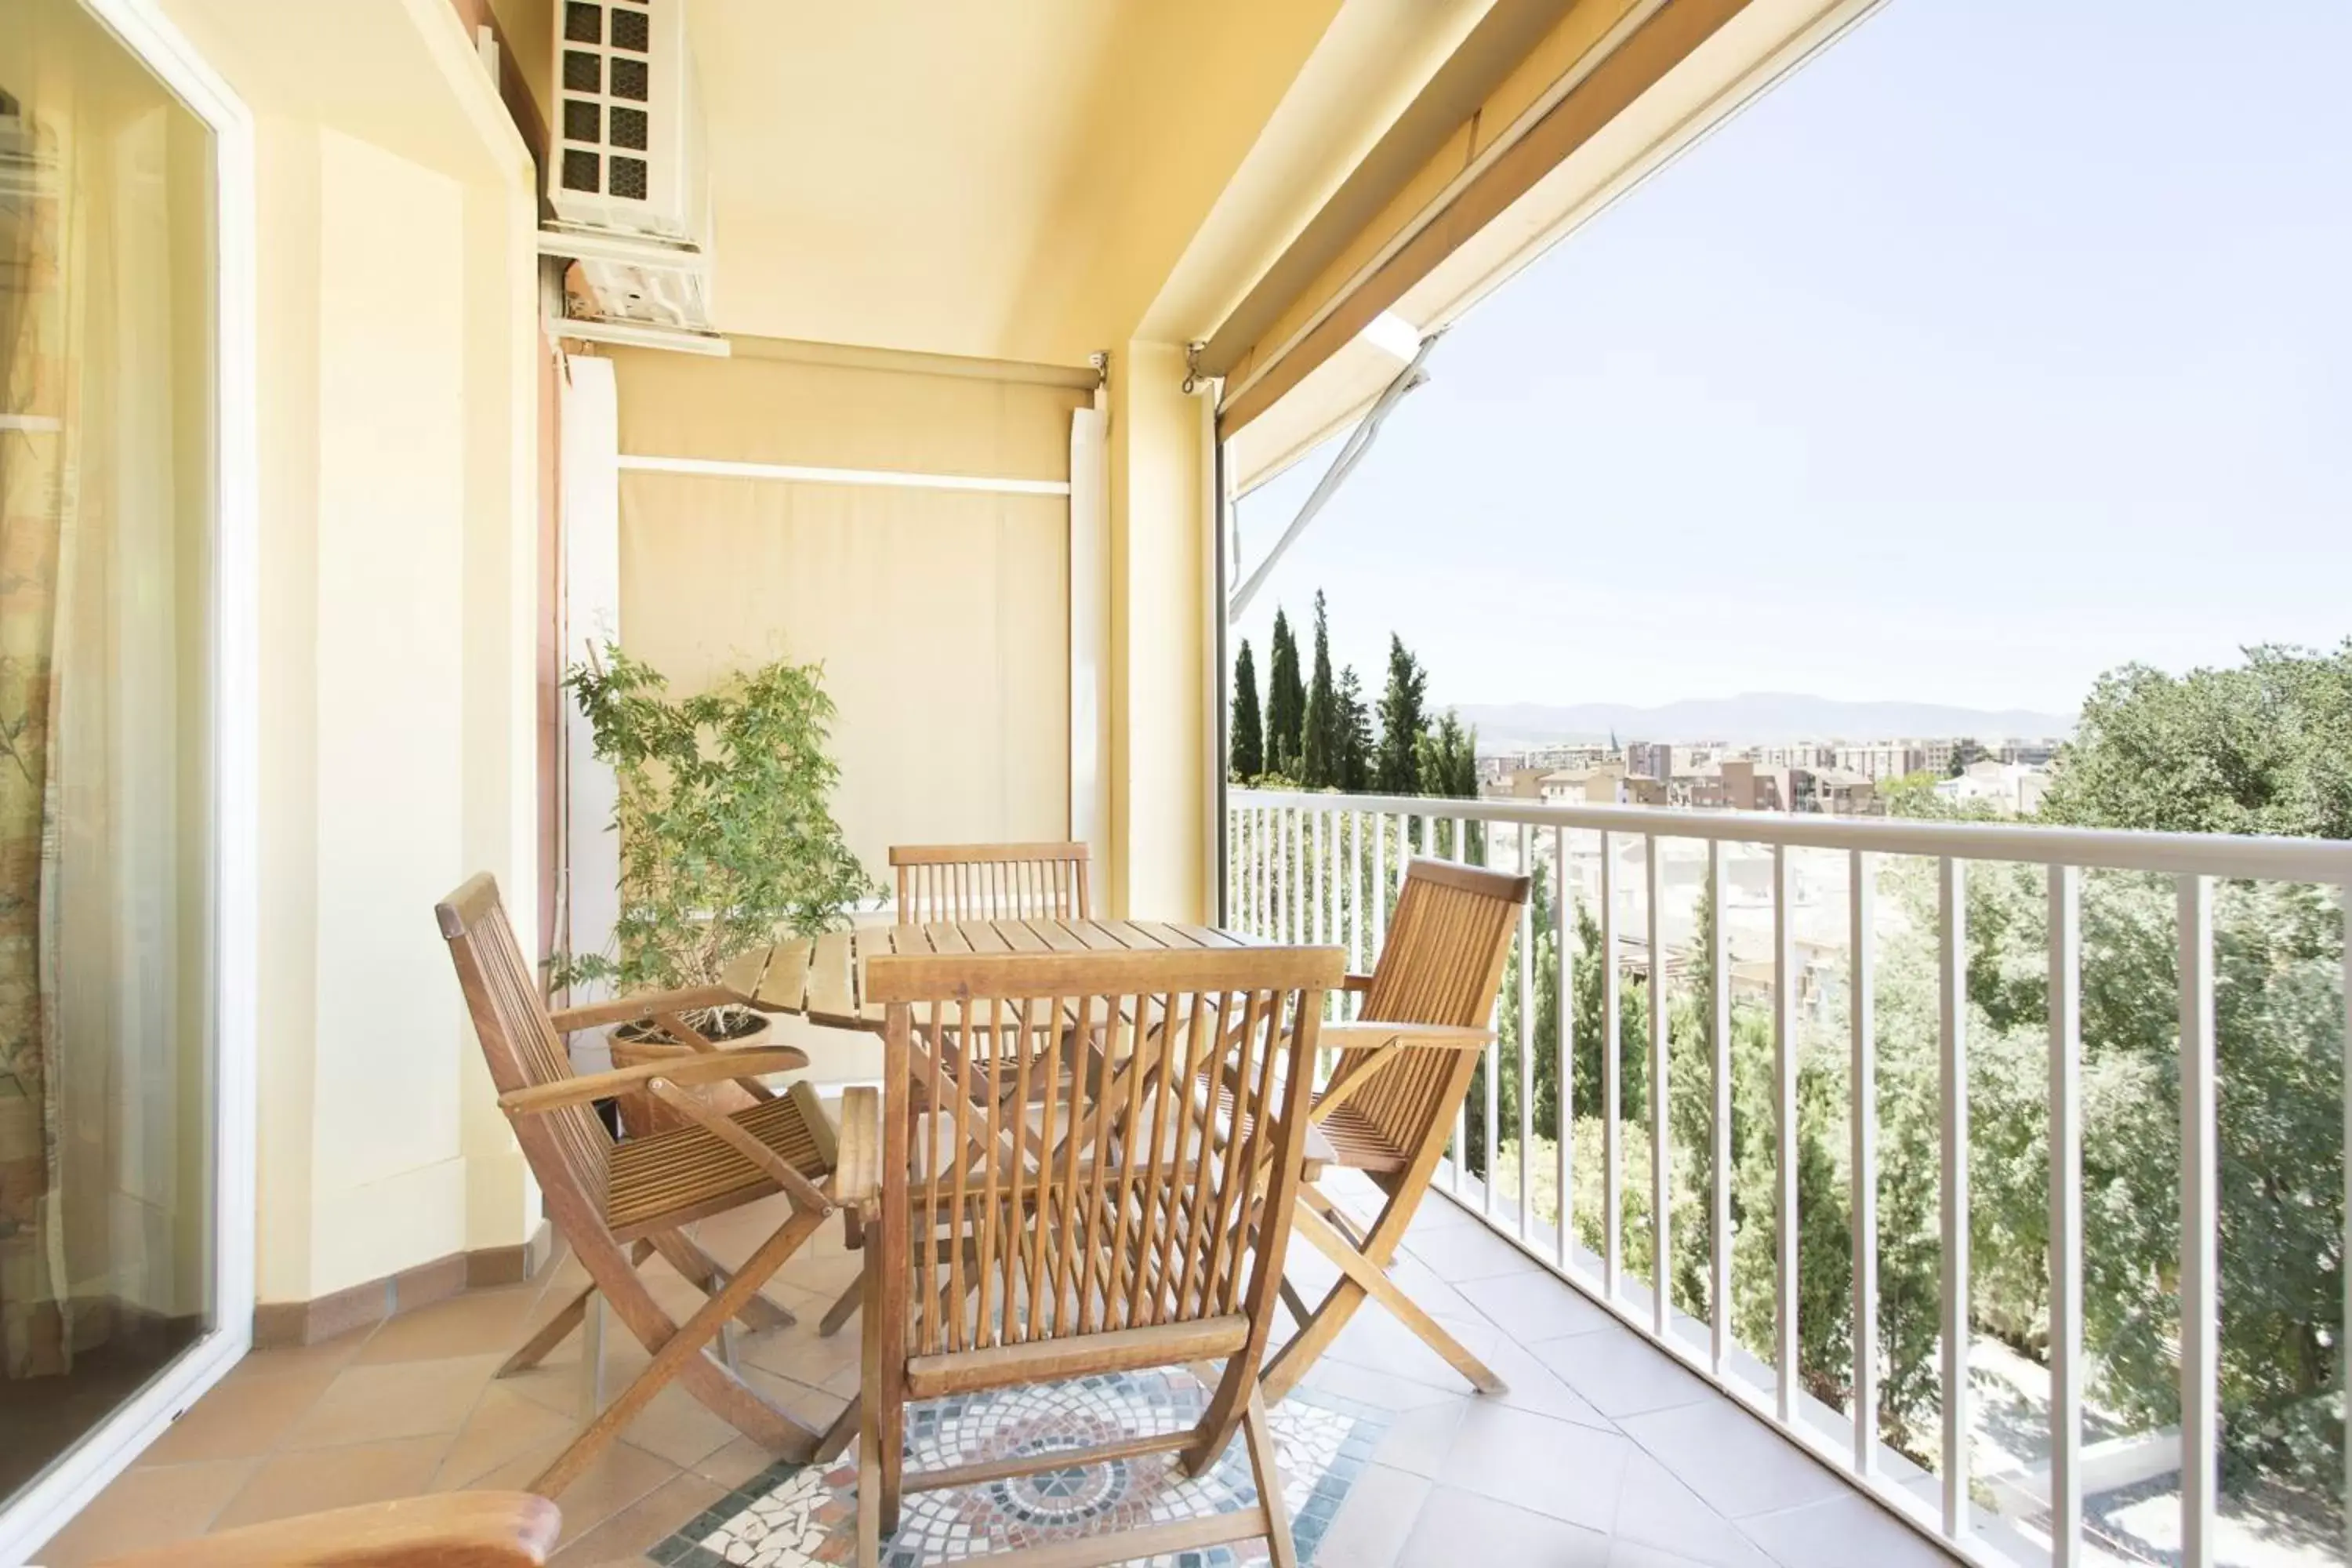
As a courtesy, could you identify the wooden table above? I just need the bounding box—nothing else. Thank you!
[724,916,1267,1033]
[722,915,1337,1171]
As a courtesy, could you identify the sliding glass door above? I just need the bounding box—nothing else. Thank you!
[0,0,223,1519]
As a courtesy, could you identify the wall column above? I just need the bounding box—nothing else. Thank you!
[1105,340,1217,922]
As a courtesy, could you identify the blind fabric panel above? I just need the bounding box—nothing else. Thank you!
[607,347,1080,880]
[617,473,1069,877]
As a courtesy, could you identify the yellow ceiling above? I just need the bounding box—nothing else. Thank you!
[499,0,1489,366]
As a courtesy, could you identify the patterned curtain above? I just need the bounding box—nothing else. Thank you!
[0,64,80,1378]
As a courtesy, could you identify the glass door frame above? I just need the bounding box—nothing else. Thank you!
[0,0,258,1558]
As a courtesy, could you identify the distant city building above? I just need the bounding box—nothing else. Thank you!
[1831,742,1923,782]
[1936,760,2049,815]
[1625,739,1673,781]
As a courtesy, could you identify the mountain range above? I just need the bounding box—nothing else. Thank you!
[1444,692,2075,751]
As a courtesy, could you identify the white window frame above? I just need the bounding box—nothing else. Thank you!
[0,0,258,1558]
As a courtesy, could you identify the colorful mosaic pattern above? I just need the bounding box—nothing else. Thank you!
[653,1372,1387,1567]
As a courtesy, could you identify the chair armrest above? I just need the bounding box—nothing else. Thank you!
[1315,1020,1496,1052]
[92,1492,560,1567]
[496,1046,808,1116]
[547,985,753,1033]
[833,1086,881,1208]
[1340,972,1374,996]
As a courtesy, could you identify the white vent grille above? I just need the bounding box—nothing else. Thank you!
[546,0,706,246]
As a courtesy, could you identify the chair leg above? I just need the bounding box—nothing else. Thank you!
[498,1239,656,1380]
[1261,1198,1504,1404]
[531,1203,829,1497]
[819,1273,863,1338]
[1243,1386,1300,1568]
[649,1229,797,1333]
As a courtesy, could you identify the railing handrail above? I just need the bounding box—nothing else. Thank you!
[1227,786,2352,883]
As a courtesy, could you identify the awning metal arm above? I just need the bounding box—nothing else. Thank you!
[1226,332,1440,624]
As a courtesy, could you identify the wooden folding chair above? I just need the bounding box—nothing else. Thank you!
[837,942,1341,1568]
[1258,857,1529,1404]
[93,1493,560,1568]
[889,840,1091,923]
[436,873,844,1495]
[815,840,1093,1340]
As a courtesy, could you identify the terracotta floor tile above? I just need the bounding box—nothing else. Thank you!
[33,1459,256,1566]
[354,1283,541,1365]
[209,1436,448,1531]
[542,1442,682,1546]
[285,1353,504,1449]
[223,1325,376,1383]
[691,1435,789,1490]
[617,1383,742,1470]
[140,1365,337,1465]
[547,1471,726,1565]
[431,1384,583,1490]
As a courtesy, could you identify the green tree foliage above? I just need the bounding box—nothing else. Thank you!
[1301,591,1340,788]
[1265,608,1306,779]
[551,644,875,1007]
[1375,635,1428,794]
[1336,666,1374,793]
[2038,642,2352,839]
[1229,638,1264,782]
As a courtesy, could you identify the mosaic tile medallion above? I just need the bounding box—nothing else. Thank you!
[652,1370,1388,1567]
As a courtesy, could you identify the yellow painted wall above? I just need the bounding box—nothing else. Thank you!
[161,0,543,1306]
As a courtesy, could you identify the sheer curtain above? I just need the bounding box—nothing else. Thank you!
[1,2,211,1384]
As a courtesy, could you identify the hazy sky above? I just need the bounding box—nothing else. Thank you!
[1229,0,2351,719]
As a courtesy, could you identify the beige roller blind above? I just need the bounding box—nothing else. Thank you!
[607,347,1085,878]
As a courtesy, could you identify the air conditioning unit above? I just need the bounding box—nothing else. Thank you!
[543,0,721,349]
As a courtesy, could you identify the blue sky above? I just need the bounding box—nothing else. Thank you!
[1229,0,2351,718]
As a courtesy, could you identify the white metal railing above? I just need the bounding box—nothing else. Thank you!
[1227,786,2352,1568]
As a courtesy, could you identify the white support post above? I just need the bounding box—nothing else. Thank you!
[1773,844,1798,1423]
[1710,840,1732,1376]
[1602,830,1621,1299]
[2179,873,2218,1568]
[1940,856,1971,1540]
[1648,834,1671,1336]
[2049,864,2083,1566]
[1851,850,1879,1475]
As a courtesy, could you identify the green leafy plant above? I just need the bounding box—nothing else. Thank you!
[550,644,876,1026]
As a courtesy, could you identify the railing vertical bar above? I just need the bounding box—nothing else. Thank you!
[2179,872,2217,1568]
[1851,849,1878,1476]
[1519,821,1537,1244]
[1372,811,1388,965]
[1483,861,1503,1222]
[1648,833,1670,1337]
[1454,815,1473,1203]
[1602,829,1621,1300]
[1773,844,1798,1424]
[2049,863,2083,1566]
[1709,840,1731,1377]
[1557,825,1575,1272]
[1347,810,1363,1015]
[1939,855,1971,1539]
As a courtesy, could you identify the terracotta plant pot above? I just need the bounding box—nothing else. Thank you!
[607,1010,771,1140]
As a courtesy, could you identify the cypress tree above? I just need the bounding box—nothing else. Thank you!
[1374,634,1428,794]
[1265,608,1305,779]
[1300,591,1338,788]
[1229,639,1265,782]
[1337,666,1373,792]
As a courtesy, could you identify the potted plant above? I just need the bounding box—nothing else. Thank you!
[551,643,876,1134]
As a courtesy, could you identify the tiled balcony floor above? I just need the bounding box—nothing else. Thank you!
[38,1174,1956,1566]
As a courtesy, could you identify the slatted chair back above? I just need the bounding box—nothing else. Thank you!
[866,945,1337,1371]
[437,873,612,1212]
[1344,858,1529,1163]
[889,841,1091,925]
